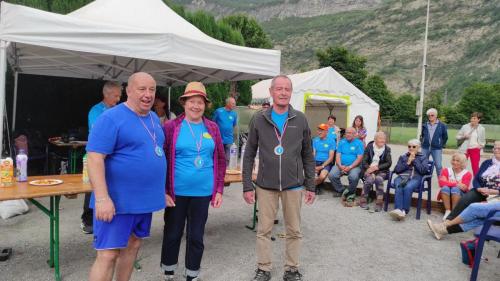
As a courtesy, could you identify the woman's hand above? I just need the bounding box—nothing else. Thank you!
[477,188,490,196]
[212,192,223,208]
[166,194,175,207]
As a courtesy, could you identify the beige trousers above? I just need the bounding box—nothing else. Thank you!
[256,187,303,272]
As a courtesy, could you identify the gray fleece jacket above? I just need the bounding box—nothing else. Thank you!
[242,106,315,192]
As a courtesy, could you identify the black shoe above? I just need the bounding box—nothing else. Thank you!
[332,192,342,198]
[252,269,271,281]
[80,222,93,234]
[283,269,303,281]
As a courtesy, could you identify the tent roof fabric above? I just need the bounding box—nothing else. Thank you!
[0,0,280,86]
[251,67,378,109]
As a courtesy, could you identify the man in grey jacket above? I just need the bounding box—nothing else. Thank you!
[242,75,316,281]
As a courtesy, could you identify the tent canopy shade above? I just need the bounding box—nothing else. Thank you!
[0,0,281,86]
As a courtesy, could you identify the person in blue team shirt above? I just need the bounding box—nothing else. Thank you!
[80,81,122,235]
[313,123,336,194]
[327,115,340,147]
[328,127,364,206]
[87,73,166,281]
[212,97,238,164]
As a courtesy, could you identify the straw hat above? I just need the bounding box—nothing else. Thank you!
[179,81,210,103]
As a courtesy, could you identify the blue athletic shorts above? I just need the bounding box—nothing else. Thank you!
[93,213,152,250]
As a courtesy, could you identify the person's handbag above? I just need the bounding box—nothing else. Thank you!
[460,238,478,268]
[456,138,465,148]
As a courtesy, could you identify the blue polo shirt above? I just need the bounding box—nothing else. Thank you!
[174,120,215,197]
[212,107,238,144]
[313,136,335,162]
[327,127,337,147]
[86,104,167,214]
[337,138,364,166]
[88,101,110,131]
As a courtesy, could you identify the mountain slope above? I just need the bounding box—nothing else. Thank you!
[172,0,382,21]
[262,0,500,100]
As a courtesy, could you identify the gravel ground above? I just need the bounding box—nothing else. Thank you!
[0,145,498,281]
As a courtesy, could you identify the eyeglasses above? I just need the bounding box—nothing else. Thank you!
[428,114,435,117]
[408,145,417,148]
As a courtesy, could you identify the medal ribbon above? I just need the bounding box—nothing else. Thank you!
[138,112,158,148]
[273,120,288,146]
[185,120,203,156]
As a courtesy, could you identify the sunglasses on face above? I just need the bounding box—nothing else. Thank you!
[408,145,417,149]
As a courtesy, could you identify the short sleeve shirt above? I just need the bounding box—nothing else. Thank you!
[337,138,364,166]
[174,120,215,197]
[212,107,238,144]
[313,136,335,162]
[88,102,109,131]
[86,104,167,214]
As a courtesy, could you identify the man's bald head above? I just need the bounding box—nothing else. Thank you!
[127,72,156,88]
[126,72,157,115]
[344,127,356,141]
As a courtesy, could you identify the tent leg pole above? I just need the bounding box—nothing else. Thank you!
[12,71,18,132]
[0,40,8,156]
[168,86,171,117]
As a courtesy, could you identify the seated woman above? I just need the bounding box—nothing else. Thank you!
[438,153,472,220]
[427,201,500,240]
[388,139,430,221]
[313,123,335,194]
[359,131,392,212]
[445,140,500,221]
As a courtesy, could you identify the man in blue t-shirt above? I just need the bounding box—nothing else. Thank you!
[87,73,166,281]
[313,123,335,193]
[328,127,364,205]
[212,97,238,164]
[81,81,122,235]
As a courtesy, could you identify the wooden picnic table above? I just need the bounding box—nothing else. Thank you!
[0,172,243,281]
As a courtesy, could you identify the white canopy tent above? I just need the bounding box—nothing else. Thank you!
[0,0,280,152]
[252,67,379,142]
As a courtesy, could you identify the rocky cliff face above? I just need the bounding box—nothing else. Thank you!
[175,0,382,21]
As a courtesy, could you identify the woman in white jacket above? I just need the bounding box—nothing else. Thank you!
[456,112,486,176]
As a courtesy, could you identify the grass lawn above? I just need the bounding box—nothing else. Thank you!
[388,126,500,149]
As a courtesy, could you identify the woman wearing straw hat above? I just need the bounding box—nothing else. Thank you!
[160,82,226,281]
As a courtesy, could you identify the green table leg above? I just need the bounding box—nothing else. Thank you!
[70,149,78,174]
[29,196,62,281]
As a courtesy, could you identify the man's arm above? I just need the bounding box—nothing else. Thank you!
[87,152,115,222]
[350,155,363,169]
[301,121,316,192]
[442,123,448,147]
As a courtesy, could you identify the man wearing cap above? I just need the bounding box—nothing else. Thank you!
[313,123,336,194]
[87,72,166,281]
[212,97,238,165]
[242,75,315,281]
[328,127,364,206]
[80,81,122,235]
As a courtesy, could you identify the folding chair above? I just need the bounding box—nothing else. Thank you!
[470,209,500,281]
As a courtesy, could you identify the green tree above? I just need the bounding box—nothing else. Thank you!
[220,14,273,49]
[363,75,395,119]
[457,82,500,124]
[392,94,418,122]
[316,46,368,91]
[423,91,444,114]
[440,105,468,124]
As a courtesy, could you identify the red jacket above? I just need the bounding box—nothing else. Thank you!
[438,168,472,199]
[163,114,226,203]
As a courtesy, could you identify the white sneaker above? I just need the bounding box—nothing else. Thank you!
[442,210,451,221]
[398,209,406,220]
[389,209,401,220]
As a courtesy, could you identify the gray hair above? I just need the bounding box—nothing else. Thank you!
[426,108,438,116]
[374,131,386,140]
[451,153,467,169]
[226,97,235,104]
[270,75,292,90]
[102,81,122,95]
[408,139,421,146]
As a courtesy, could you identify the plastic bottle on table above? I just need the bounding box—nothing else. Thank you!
[16,149,28,182]
[228,143,238,170]
[1,157,14,186]
[82,154,89,184]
